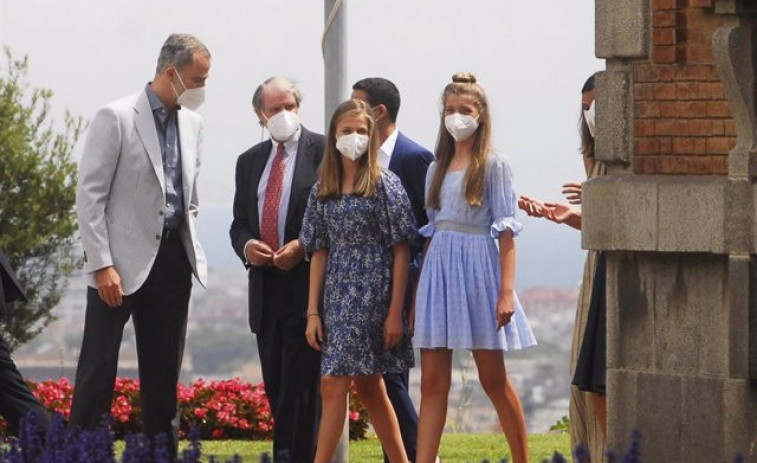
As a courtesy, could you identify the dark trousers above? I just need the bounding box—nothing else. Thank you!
[257,271,321,463]
[0,337,51,437]
[383,266,419,463]
[383,370,418,463]
[69,235,191,455]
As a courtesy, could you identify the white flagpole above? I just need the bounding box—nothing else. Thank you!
[322,3,349,462]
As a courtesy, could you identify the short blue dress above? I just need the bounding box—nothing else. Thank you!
[300,170,416,376]
[414,152,537,351]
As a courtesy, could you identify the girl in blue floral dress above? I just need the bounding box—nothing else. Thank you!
[413,73,537,463]
[300,99,415,463]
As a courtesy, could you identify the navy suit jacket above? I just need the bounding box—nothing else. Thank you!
[229,127,325,333]
[388,131,434,253]
[0,250,27,319]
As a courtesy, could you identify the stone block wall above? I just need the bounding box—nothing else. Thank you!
[588,0,757,461]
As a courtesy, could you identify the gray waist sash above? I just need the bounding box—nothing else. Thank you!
[434,220,489,235]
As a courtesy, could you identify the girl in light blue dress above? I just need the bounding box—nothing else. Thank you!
[414,73,536,463]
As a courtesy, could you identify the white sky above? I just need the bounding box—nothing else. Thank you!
[0,0,604,287]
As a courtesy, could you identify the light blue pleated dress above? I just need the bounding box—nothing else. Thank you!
[414,152,537,351]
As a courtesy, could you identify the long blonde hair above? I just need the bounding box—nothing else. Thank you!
[317,99,382,198]
[427,72,492,210]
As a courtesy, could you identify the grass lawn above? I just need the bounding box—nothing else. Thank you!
[169,433,571,462]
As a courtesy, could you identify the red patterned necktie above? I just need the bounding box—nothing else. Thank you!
[260,143,286,251]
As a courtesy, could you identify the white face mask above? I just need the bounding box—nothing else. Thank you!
[336,133,370,161]
[266,110,300,142]
[584,100,596,138]
[444,113,479,142]
[172,71,206,111]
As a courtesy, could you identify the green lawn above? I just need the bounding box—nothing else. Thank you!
[169,433,571,462]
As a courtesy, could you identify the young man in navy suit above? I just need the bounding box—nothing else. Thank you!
[352,77,434,463]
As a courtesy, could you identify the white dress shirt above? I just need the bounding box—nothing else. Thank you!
[377,128,399,169]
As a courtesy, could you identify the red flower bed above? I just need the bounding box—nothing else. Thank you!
[0,377,369,440]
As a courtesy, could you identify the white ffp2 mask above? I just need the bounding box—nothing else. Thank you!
[444,113,479,142]
[266,110,300,142]
[173,72,206,111]
[336,133,370,161]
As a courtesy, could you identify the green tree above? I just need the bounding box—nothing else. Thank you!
[0,49,84,349]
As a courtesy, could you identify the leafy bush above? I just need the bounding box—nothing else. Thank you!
[548,416,569,434]
[0,49,84,349]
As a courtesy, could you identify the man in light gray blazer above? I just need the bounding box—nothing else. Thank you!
[70,33,210,455]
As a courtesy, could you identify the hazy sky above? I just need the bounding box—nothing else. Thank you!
[1,0,604,287]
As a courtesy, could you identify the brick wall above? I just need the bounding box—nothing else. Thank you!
[632,0,735,174]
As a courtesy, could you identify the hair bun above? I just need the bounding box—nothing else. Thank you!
[452,72,477,84]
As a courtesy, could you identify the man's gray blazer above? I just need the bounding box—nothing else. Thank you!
[76,88,208,295]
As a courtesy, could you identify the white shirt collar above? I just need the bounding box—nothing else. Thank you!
[377,128,399,169]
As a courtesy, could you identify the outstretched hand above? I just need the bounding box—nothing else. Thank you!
[562,182,583,205]
[543,202,578,224]
[518,195,547,218]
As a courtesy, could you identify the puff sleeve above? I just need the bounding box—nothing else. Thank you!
[487,152,523,238]
[418,162,438,238]
[377,171,417,248]
[299,184,330,253]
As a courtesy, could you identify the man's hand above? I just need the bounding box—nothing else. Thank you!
[272,239,305,271]
[245,239,274,267]
[95,266,124,307]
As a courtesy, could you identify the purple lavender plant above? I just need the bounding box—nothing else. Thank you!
[151,433,171,463]
[121,433,151,463]
[573,443,588,463]
[550,451,568,463]
[0,438,24,463]
[18,409,44,462]
[37,414,67,463]
[177,426,202,463]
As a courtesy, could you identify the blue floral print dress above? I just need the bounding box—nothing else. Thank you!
[300,170,416,376]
